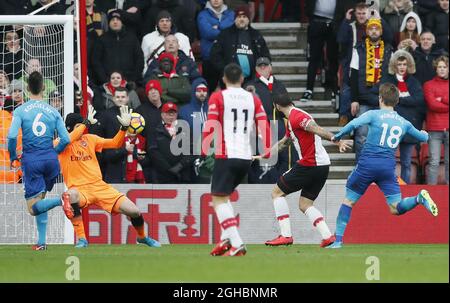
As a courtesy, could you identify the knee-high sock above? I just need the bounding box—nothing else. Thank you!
[335,204,352,242]
[220,201,234,241]
[36,212,48,245]
[32,197,61,216]
[273,197,291,237]
[396,196,418,215]
[70,216,86,240]
[131,215,146,239]
[304,206,332,239]
[216,203,243,248]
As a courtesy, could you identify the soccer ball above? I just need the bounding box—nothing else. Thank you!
[127,112,145,135]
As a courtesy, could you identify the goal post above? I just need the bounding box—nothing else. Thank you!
[0,15,74,244]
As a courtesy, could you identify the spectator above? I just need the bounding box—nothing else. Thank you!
[148,102,193,183]
[0,70,10,95]
[85,0,108,81]
[91,87,130,183]
[382,0,414,34]
[6,79,25,110]
[423,55,449,184]
[224,0,255,21]
[178,77,209,130]
[337,3,393,126]
[94,0,142,38]
[144,34,200,83]
[149,52,191,105]
[2,30,22,81]
[125,132,147,184]
[244,57,294,184]
[381,49,425,183]
[141,10,193,69]
[349,18,393,160]
[415,0,438,20]
[0,0,30,15]
[48,90,63,112]
[197,0,235,91]
[101,70,141,110]
[413,31,448,84]
[425,0,449,52]
[397,11,422,52]
[142,0,197,42]
[91,10,144,85]
[135,80,164,132]
[20,58,57,101]
[301,0,355,101]
[209,5,271,86]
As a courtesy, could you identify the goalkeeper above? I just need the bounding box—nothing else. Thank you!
[56,104,160,248]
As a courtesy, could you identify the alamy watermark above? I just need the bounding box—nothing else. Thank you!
[65,256,80,281]
[365,256,380,281]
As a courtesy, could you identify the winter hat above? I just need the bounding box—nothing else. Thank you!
[235,5,250,19]
[158,52,176,64]
[367,18,383,33]
[108,10,122,22]
[157,10,172,23]
[145,79,162,96]
[161,102,178,113]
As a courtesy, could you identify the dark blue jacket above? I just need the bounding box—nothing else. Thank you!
[197,5,235,60]
[178,77,209,131]
[351,41,393,107]
[381,74,426,143]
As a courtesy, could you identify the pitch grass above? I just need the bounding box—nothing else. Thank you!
[0,244,447,283]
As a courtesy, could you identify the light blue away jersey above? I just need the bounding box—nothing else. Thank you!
[334,109,428,160]
[7,100,70,161]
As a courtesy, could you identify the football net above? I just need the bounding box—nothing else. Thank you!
[0,15,74,244]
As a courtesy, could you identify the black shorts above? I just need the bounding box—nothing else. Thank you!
[277,163,329,200]
[211,158,252,196]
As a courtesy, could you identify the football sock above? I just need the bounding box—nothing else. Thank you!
[36,212,48,245]
[220,201,234,241]
[396,196,418,215]
[335,204,352,242]
[273,197,291,237]
[131,215,146,239]
[215,203,243,248]
[31,197,61,216]
[70,216,86,240]
[304,206,332,239]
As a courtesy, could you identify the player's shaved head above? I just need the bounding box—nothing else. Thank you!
[223,63,243,85]
[28,71,44,95]
[379,83,399,107]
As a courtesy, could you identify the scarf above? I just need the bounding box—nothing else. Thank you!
[257,73,274,92]
[106,80,127,96]
[86,11,104,37]
[396,74,410,97]
[365,38,384,86]
[164,120,178,138]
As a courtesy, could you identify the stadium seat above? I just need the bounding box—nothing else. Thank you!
[420,143,447,184]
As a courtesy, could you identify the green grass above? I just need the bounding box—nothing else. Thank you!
[0,244,448,283]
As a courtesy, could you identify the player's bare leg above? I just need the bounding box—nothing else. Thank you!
[27,192,62,250]
[265,185,294,246]
[118,199,161,248]
[211,195,246,256]
[298,196,335,247]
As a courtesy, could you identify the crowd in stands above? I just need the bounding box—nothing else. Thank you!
[0,0,448,185]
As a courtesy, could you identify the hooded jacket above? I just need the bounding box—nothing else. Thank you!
[178,77,209,131]
[197,1,235,60]
[382,0,414,33]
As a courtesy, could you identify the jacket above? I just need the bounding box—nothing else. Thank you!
[94,0,142,37]
[143,50,201,84]
[101,82,141,110]
[351,41,393,107]
[305,0,357,22]
[209,24,271,82]
[425,6,449,51]
[197,3,235,60]
[149,73,191,105]
[412,45,448,84]
[178,77,209,131]
[423,76,449,131]
[382,0,414,33]
[92,28,144,85]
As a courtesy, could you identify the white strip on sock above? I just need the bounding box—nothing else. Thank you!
[305,206,332,239]
[220,201,235,241]
[273,197,291,237]
[216,203,243,248]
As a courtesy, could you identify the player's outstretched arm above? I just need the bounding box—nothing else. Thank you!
[252,136,291,161]
[332,111,373,142]
[406,122,429,143]
[305,120,352,152]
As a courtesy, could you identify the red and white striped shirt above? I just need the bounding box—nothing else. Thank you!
[201,87,271,160]
[286,107,330,166]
